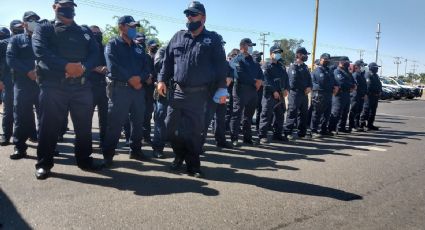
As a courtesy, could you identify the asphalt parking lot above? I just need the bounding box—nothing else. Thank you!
[1,98,425,229]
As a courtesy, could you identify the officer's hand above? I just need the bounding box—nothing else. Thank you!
[27,70,37,81]
[273,91,280,100]
[283,90,288,98]
[226,77,233,87]
[94,66,107,75]
[219,96,227,104]
[128,76,142,90]
[305,87,312,95]
[255,79,262,91]
[364,95,368,100]
[333,86,340,95]
[0,81,4,91]
[157,82,167,97]
[65,63,84,77]
[146,75,153,85]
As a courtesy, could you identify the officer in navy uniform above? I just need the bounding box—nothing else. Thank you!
[157,1,227,177]
[252,50,264,131]
[284,47,312,140]
[360,62,382,131]
[258,44,289,143]
[229,38,264,147]
[6,11,41,159]
[142,39,159,146]
[348,60,367,132]
[102,15,150,166]
[202,36,233,149]
[328,57,356,134]
[0,21,24,146]
[32,0,101,179]
[152,45,168,158]
[310,53,338,138]
[225,49,240,131]
[0,27,10,95]
[88,25,108,147]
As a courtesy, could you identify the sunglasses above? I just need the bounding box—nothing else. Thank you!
[185,12,201,17]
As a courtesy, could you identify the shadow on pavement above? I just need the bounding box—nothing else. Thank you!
[0,189,31,229]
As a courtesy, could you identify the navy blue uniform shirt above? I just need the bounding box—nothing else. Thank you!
[231,53,264,86]
[32,21,99,82]
[158,28,227,88]
[334,67,355,93]
[0,38,12,86]
[262,61,289,93]
[88,43,106,84]
[365,71,382,95]
[288,63,312,92]
[105,36,149,83]
[6,32,37,87]
[352,71,367,97]
[311,65,336,93]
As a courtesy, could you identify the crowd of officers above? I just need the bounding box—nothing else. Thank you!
[0,1,382,180]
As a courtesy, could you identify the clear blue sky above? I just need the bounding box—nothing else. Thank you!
[1,0,424,76]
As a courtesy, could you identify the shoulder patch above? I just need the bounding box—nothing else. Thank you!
[84,33,91,41]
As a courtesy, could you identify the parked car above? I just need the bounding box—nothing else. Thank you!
[380,78,402,99]
[380,86,394,100]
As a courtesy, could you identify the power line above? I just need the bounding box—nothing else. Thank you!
[259,32,270,62]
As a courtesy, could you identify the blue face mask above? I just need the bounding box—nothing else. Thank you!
[127,27,137,40]
[248,46,253,55]
[274,53,282,61]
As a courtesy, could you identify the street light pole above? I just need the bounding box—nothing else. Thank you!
[394,57,402,78]
[311,0,319,70]
[375,23,381,63]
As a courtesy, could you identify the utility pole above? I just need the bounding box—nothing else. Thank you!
[259,32,270,63]
[379,59,383,76]
[375,23,381,63]
[394,57,402,78]
[358,50,365,60]
[404,58,408,78]
[412,61,419,75]
[311,0,320,70]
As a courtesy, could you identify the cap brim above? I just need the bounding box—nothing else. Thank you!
[184,8,203,15]
[249,43,256,47]
[128,21,141,27]
[12,23,23,28]
[57,1,77,6]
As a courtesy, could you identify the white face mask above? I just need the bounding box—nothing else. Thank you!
[26,21,38,32]
[247,46,253,55]
[274,53,282,61]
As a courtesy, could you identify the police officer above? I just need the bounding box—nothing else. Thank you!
[225,49,240,131]
[6,11,41,159]
[88,25,108,147]
[259,45,289,143]
[229,38,263,147]
[142,39,159,145]
[157,1,227,177]
[284,47,312,140]
[310,53,338,138]
[102,16,150,166]
[361,62,382,131]
[0,20,24,146]
[252,50,264,132]
[32,0,101,179]
[152,45,168,158]
[0,27,9,96]
[202,37,233,149]
[328,57,356,134]
[348,60,367,132]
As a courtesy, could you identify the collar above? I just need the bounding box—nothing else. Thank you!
[184,26,208,38]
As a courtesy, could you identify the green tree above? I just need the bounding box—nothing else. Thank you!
[102,16,162,47]
[272,38,304,66]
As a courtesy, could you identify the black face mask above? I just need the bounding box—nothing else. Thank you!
[93,33,103,44]
[57,7,75,20]
[301,55,308,62]
[255,56,262,63]
[149,47,158,54]
[12,28,24,35]
[186,21,202,32]
[343,62,350,69]
[321,61,329,67]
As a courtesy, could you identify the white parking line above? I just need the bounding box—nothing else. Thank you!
[353,145,388,152]
[378,113,425,119]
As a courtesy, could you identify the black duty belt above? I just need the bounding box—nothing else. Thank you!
[174,83,207,93]
[109,80,130,87]
[61,77,86,85]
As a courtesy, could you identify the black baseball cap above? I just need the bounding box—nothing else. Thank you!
[296,47,310,55]
[240,38,256,46]
[118,16,140,26]
[339,56,351,63]
[147,39,158,47]
[23,11,40,22]
[183,1,206,15]
[10,20,23,29]
[270,44,283,53]
[368,62,381,68]
[54,0,77,6]
[0,27,10,37]
[354,60,367,67]
[320,53,331,59]
[252,51,263,57]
